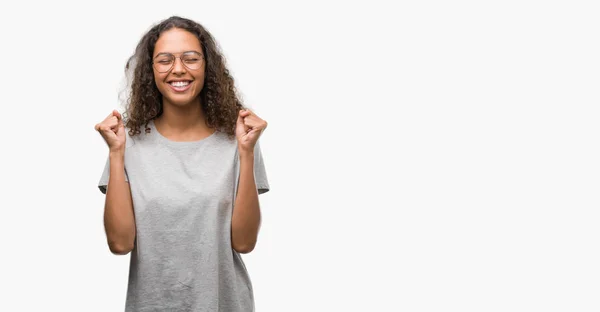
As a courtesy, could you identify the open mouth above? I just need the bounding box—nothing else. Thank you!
[168,80,193,92]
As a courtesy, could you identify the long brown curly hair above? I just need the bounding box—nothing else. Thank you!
[122,16,244,139]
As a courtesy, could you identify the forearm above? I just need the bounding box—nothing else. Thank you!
[104,151,136,255]
[231,151,261,254]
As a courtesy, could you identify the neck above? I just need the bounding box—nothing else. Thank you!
[156,97,209,131]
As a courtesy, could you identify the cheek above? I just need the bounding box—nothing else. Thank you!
[194,74,205,91]
[153,72,168,91]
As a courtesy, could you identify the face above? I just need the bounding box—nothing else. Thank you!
[152,28,205,107]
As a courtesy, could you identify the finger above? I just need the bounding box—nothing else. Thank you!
[241,111,263,123]
[113,110,122,121]
[237,111,250,129]
[107,116,120,129]
[96,117,120,133]
[246,128,262,138]
[96,124,116,135]
[113,111,125,130]
[244,117,266,130]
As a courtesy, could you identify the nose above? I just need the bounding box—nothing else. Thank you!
[171,56,186,74]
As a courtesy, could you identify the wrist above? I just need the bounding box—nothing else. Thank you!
[109,149,125,159]
[238,148,255,161]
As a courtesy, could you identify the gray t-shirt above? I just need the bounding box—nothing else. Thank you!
[97,119,269,312]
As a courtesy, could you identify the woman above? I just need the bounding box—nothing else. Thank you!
[94,16,270,311]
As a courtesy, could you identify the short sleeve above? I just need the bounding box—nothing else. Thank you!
[253,140,270,195]
[234,139,270,196]
[98,155,129,195]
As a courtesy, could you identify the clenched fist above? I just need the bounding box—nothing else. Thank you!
[95,110,126,153]
[236,109,267,154]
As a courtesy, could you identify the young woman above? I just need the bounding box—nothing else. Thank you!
[94,16,270,311]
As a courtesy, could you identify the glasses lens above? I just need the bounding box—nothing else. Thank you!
[155,56,174,72]
[182,52,203,70]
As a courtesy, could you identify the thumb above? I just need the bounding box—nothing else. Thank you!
[113,110,125,133]
[237,110,246,127]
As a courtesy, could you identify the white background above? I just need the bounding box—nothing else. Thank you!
[0,1,598,311]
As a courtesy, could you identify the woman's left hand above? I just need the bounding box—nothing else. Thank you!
[236,109,268,154]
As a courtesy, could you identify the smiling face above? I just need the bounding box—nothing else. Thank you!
[152,28,205,107]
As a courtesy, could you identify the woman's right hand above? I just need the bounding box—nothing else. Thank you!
[95,110,126,153]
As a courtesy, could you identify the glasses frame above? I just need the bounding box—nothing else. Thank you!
[152,51,205,73]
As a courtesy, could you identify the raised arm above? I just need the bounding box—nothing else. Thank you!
[95,110,136,255]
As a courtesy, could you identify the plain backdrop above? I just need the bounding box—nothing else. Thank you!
[0,1,598,311]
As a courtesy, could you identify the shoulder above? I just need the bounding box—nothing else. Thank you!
[124,127,138,149]
[122,117,156,148]
[213,130,237,146]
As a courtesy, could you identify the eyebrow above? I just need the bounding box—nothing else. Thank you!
[153,50,203,58]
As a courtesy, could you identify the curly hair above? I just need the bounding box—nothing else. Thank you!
[121,16,245,139]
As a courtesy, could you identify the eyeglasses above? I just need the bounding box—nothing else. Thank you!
[153,51,204,73]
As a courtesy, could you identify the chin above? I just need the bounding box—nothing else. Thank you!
[165,95,200,106]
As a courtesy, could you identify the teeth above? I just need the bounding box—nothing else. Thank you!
[170,81,190,87]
